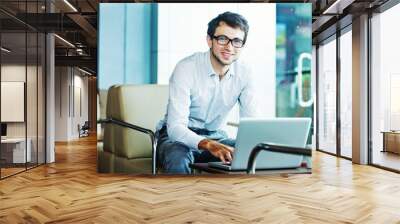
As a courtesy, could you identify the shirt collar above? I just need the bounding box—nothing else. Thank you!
[205,50,235,79]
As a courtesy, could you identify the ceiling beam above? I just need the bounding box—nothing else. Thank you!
[55,55,96,73]
[312,15,335,33]
[67,13,97,46]
[322,0,356,14]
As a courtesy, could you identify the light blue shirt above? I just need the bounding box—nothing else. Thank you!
[157,51,259,149]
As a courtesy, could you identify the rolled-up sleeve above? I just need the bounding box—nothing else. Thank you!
[166,62,205,149]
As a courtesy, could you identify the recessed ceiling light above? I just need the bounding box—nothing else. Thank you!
[54,34,75,48]
[78,67,92,76]
[63,0,78,12]
[322,0,354,15]
[1,47,11,53]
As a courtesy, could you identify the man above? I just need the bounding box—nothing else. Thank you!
[156,11,259,174]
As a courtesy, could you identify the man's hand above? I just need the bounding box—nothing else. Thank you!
[198,139,234,163]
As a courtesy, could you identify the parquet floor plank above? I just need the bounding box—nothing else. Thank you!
[0,135,400,223]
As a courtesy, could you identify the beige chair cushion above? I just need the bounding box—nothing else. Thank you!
[98,89,108,120]
[97,89,109,141]
[114,157,153,173]
[104,85,169,159]
[98,144,152,174]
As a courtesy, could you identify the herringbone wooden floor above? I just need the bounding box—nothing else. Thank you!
[1,135,400,223]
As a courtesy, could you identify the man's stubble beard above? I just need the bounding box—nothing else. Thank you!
[210,46,237,67]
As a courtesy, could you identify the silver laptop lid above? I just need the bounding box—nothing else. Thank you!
[231,117,311,170]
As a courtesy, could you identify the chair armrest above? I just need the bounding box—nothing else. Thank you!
[226,121,239,128]
[246,142,312,174]
[98,118,157,175]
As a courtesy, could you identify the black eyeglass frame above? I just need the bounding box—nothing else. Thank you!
[212,35,245,48]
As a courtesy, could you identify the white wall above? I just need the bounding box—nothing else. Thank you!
[72,73,89,138]
[1,65,41,138]
[55,67,68,141]
[1,63,46,164]
[1,82,25,122]
[55,67,89,141]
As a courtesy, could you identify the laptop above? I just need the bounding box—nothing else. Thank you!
[208,117,311,171]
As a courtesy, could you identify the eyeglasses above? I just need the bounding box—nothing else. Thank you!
[212,35,244,48]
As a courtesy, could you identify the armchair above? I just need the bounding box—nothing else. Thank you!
[97,84,168,174]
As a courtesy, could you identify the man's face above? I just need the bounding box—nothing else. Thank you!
[207,22,245,66]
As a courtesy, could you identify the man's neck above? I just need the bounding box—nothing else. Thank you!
[210,53,230,79]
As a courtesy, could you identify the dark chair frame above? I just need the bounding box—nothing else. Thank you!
[98,118,157,175]
[246,142,312,174]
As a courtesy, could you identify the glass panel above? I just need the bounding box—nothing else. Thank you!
[339,29,352,158]
[1,31,27,177]
[38,32,45,165]
[311,45,317,149]
[371,4,400,171]
[26,0,38,169]
[27,31,38,169]
[317,37,337,154]
[0,1,46,178]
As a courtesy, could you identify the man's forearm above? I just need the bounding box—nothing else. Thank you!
[198,138,231,151]
[167,124,205,150]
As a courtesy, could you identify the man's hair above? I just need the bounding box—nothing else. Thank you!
[207,11,249,44]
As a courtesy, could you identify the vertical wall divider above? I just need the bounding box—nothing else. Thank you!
[44,32,47,165]
[25,0,28,171]
[315,44,320,151]
[336,26,342,157]
[80,88,82,117]
[367,11,373,165]
[36,0,39,168]
[60,67,62,117]
[44,0,47,165]
[0,25,2,179]
[69,71,71,118]
[73,68,75,119]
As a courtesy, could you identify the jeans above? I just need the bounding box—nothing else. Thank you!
[156,126,235,174]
